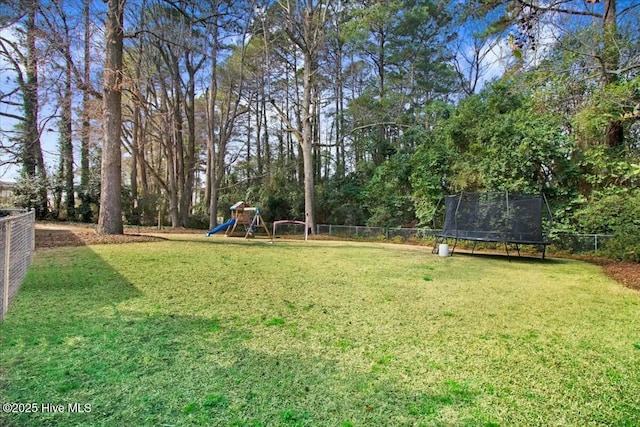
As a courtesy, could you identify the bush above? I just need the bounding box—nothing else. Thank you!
[574,189,640,261]
[12,173,49,219]
[604,223,640,262]
[187,213,209,230]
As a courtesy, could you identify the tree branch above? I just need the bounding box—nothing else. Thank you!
[0,111,26,122]
[269,99,303,142]
[519,0,601,18]
[349,122,407,134]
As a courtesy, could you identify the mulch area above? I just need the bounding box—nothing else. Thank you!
[583,258,640,292]
[34,223,640,292]
[35,225,166,249]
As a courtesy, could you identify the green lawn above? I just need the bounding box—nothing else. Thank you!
[1,236,639,426]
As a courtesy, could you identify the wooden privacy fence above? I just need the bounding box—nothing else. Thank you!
[0,209,35,322]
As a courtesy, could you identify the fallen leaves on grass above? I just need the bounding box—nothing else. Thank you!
[36,228,164,249]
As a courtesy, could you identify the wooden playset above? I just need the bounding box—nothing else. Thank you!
[205,201,271,239]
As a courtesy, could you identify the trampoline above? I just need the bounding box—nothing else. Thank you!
[432,191,553,259]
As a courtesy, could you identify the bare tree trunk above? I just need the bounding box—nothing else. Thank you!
[180,52,199,227]
[294,52,304,187]
[207,19,220,230]
[164,106,180,227]
[207,12,249,229]
[284,61,294,181]
[138,112,148,193]
[334,35,345,177]
[130,104,140,224]
[153,51,181,228]
[172,59,185,227]
[602,0,623,147]
[256,97,262,175]
[313,87,321,180]
[301,48,316,233]
[53,151,63,219]
[205,128,212,214]
[97,0,125,235]
[262,96,270,170]
[246,106,252,181]
[61,31,75,220]
[23,2,48,218]
[279,1,329,233]
[79,0,92,222]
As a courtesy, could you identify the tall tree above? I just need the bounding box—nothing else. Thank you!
[128,1,210,228]
[79,0,95,222]
[207,23,251,229]
[98,0,125,234]
[0,0,48,217]
[326,0,348,177]
[344,0,455,165]
[40,0,76,220]
[275,0,332,234]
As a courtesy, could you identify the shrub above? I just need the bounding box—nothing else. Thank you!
[574,189,640,261]
[187,213,209,230]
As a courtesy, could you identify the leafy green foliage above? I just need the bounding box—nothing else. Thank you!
[574,77,640,147]
[363,140,417,227]
[316,175,367,226]
[362,154,413,227]
[573,188,640,261]
[409,128,454,225]
[11,173,49,219]
[418,79,575,196]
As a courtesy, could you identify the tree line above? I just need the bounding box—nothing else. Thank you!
[1,0,639,258]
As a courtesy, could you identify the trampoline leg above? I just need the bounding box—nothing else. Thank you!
[451,239,458,256]
[432,236,441,254]
[472,241,478,254]
[504,242,511,262]
[515,244,521,257]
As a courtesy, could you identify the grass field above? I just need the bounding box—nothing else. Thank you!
[1,236,640,426]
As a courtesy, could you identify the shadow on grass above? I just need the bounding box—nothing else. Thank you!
[0,245,139,425]
[445,250,570,265]
[0,244,489,427]
[2,309,488,426]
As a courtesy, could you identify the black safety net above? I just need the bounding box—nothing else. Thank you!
[438,192,551,245]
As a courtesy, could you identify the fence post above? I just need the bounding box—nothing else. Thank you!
[3,221,11,321]
[31,210,35,252]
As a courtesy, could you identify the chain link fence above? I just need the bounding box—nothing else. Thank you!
[1,209,35,322]
[553,233,614,254]
[316,225,437,242]
[315,224,614,254]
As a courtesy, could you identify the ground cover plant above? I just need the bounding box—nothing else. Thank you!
[1,236,640,426]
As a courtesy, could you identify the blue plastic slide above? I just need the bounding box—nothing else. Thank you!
[205,218,235,236]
